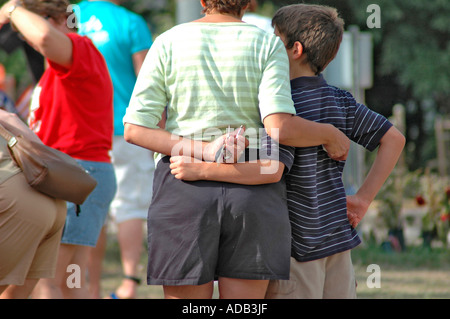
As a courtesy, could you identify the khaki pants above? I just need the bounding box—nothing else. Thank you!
[265,250,357,299]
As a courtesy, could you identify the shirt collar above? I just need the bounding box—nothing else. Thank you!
[290,73,327,88]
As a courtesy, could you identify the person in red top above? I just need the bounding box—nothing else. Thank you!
[28,32,113,162]
[0,0,116,298]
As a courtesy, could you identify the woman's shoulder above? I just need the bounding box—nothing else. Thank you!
[67,33,107,61]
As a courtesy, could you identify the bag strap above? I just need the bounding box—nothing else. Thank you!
[0,124,18,148]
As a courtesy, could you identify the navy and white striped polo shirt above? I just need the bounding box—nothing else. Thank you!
[287,74,392,262]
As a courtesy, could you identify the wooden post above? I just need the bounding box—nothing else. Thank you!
[392,104,406,174]
[435,116,450,176]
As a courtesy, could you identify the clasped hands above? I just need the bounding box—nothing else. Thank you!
[170,125,350,166]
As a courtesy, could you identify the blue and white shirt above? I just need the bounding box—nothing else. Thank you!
[288,74,392,262]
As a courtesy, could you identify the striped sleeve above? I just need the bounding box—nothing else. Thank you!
[258,37,295,121]
[350,103,393,152]
[259,130,295,173]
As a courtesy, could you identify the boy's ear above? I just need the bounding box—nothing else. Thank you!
[292,41,303,60]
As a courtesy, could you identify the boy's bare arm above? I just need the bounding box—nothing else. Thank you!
[347,126,406,227]
[169,156,285,185]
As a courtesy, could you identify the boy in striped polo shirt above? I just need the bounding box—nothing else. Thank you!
[169,3,405,298]
[264,4,405,298]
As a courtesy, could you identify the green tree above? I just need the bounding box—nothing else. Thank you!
[351,0,449,170]
[353,0,449,112]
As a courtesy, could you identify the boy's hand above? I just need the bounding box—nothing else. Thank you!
[169,156,204,181]
[323,128,350,161]
[346,194,370,228]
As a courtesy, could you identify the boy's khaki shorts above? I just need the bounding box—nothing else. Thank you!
[265,250,357,299]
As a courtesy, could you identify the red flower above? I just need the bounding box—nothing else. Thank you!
[445,186,450,200]
[440,214,449,222]
[415,195,426,206]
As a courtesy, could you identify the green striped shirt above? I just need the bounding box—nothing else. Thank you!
[124,22,295,148]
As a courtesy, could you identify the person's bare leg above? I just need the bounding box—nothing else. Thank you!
[164,282,214,299]
[88,226,107,298]
[0,279,39,299]
[218,278,269,299]
[32,243,91,299]
[113,219,144,299]
[61,244,91,299]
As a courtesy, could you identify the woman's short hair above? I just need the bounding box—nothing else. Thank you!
[202,0,251,17]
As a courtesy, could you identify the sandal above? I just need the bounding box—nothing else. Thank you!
[107,275,141,299]
[124,275,141,285]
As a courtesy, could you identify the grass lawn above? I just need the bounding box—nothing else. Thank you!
[98,233,450,299]
[352,245,450,299]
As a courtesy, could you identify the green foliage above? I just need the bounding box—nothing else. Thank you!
[318,1,448,101]
[349,0,450,109]
[119,0,176,36]
[353,244,450,270]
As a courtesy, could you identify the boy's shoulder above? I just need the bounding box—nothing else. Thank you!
[291,75,357,106]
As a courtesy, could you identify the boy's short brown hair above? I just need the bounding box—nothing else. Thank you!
[272,4,344,75]
[202,0,251,17]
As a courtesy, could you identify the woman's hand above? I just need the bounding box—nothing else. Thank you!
[203,126,248,163]
[0,0,19,25]
[169,156,204,181]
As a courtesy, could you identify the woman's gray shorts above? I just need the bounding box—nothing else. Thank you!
[146,156,291,286]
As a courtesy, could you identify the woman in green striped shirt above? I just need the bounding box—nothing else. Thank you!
[124,0,349,299]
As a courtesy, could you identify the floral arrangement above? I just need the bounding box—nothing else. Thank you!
[376,169,404,231]
[415,169,450,247]
[375,167,407,251]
